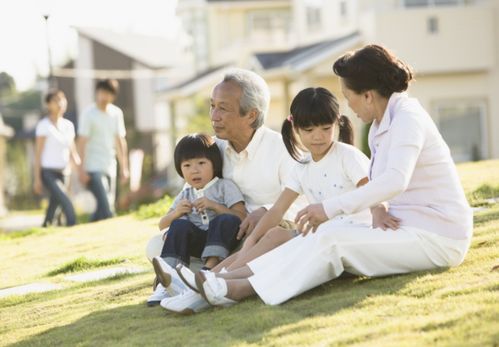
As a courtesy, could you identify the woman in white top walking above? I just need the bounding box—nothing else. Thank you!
[34,90,80,226]
[195,44,473,307]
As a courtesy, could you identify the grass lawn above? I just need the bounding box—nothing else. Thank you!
[0,160,498,347]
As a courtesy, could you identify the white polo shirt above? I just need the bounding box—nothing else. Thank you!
[216,126,305,220]
[322,92,472,240]
[286,141,371,226]
[35,116,75,171]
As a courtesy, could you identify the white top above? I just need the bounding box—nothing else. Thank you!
[286,142,372,226]
[216,126,305,220]
[78,103,126,176]
[322,92,472,240]
[35,117,75,171]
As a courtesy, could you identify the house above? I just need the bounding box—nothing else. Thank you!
[54,27,193,174]
[358,0,499,162]
[161,0,499,164]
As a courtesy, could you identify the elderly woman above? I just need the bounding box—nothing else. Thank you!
[194,44,473,307]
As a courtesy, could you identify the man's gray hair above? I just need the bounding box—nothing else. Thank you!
[223,68,270,129]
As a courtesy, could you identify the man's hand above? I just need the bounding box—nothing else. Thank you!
[295,203,328,236]
[236,207,266,240]
[371,204,401,230]
[120,167,130,185]
[78,169,90,185]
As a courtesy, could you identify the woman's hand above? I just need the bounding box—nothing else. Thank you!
[371,204,401,230]
[33,179,43,195]
[295,203,328,236]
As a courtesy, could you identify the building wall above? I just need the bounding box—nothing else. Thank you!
[358,1,499,160]
[206,1,293,66]
[363,4,495,74]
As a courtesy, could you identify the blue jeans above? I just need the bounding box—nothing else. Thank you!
[87,172,115,222]
[160,214,241,268]
[41,169,76,226]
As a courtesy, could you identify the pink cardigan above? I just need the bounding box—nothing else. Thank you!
[323,92,472,240]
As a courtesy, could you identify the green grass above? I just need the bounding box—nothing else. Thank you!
[467,183,499,207]
[134,195,174,220]
[0,160,498,347]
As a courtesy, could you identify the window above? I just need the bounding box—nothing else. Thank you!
[306,6,322,31]
[340,1,348,17]
[427,16,439,34]
[403,0,463,7]
[247,10,291,38]
[435,100,488,162]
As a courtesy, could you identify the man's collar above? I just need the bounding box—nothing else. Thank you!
[226,127,266,160]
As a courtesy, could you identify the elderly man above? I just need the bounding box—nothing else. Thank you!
[146,69,302,311]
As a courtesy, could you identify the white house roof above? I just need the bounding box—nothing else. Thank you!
[75,26,182,69]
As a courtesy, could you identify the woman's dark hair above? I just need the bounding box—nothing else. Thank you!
[45,89,65,104]
[281,87,354,162]
[95,79,120,95]
[333,44,414,98]
[174,133,223,179]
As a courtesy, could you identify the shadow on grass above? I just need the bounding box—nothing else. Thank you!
[47,257,128,276]
[9,269,446,347]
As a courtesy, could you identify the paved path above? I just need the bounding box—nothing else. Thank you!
[0,214,44,232]
[0,266,146,299]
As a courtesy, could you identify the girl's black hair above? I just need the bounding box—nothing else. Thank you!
[174,133,223,178]
[45,89,65,104]
[333,44,414,98]
[281,87,354,162]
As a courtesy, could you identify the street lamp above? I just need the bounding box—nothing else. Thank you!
[43,14,56,89]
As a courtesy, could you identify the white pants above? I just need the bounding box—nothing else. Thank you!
[247,223,470,305]
[145,232,168,262]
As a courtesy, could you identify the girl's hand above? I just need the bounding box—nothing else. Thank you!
[174,199,192,217]
[193,197,216,212]
[295,203,328,236]
[371,205,401,230]
[33,179,43,195]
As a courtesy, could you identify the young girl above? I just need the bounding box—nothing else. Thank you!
[34,90,80,227]
[163,87,379,313]
[147,133,246,306]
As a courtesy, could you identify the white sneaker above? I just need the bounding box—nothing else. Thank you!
[152,257,188,295]
[196,272,237,307]
[160,289,210,315]
[147,283,171,307]
[176,264,198,292]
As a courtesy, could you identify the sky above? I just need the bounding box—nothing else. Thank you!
[0,0,180,91]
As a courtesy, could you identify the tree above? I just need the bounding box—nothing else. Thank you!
[0,72,16,98]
